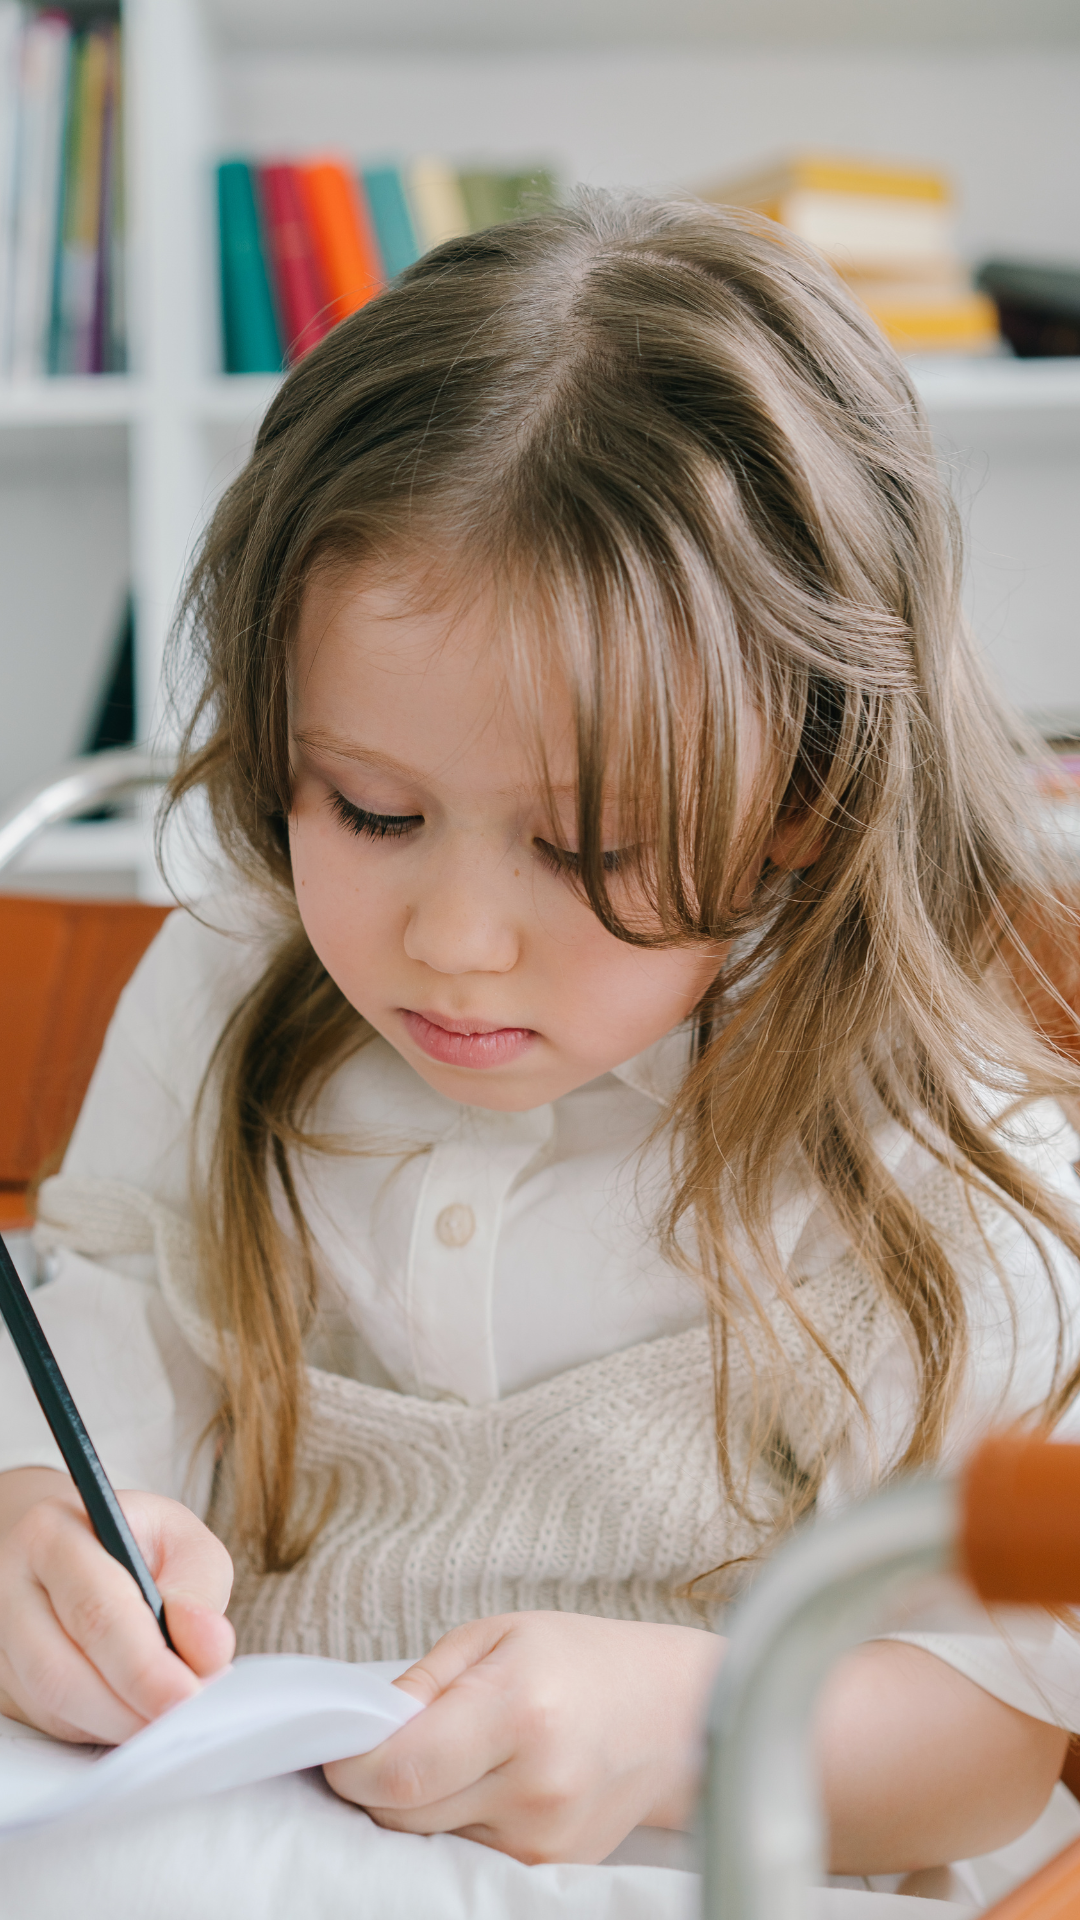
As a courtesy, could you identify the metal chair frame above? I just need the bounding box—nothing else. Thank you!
[0,748,176,877]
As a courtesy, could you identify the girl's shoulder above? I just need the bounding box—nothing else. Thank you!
[132,886,286,1000]
[61,885,295,1199]
[105,886,292,1111]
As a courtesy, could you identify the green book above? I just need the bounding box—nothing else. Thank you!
[459,167,557,233]
[458,171,508,233]
[217,160,282,374]
[503,168,557,218]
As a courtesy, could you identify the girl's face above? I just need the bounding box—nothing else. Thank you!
[288,567,731,1113]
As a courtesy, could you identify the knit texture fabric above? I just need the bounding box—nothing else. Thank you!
[35,1174,921,1661]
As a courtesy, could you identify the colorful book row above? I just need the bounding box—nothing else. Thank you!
[218,155,555,374]
[0,5,125,378]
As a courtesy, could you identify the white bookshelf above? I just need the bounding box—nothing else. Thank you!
[0,376,145,423]
[2,0,1080,895]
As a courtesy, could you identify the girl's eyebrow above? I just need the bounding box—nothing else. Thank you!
[293,729,415,776]
[294,726,579,800]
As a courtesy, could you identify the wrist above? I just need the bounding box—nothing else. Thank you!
[643,1626,726,1831]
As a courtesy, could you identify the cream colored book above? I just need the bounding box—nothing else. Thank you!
[407,157,470,252]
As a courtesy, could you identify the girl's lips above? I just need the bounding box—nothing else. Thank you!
[400,1008,537,1069]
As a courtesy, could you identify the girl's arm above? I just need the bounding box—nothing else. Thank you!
[0,1466,235,1743]
[818,1638,1068,1873]
[325,1612,1068,1871]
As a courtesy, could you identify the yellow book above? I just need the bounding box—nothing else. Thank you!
[700,151,955,277]
[854,283,1000,355]
[710,152,950,205]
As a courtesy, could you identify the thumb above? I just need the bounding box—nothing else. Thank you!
[393,1615,512,1707]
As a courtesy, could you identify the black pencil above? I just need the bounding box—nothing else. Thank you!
[0,1227,174,1649]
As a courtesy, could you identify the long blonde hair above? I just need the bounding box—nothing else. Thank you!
[168,191,1080,1570]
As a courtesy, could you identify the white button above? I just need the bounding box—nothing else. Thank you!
[435,1203,476,1248]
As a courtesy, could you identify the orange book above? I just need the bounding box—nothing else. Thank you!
[300,158,383,324]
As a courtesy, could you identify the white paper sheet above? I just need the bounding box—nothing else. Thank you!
[0,1654,421,1834]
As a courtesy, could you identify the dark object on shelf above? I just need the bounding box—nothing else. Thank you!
[975,259,1080,358]
[78,594,135,817]
[83,593,134,755]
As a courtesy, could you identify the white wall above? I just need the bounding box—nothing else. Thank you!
[0,428,129,806]
[223,46,1080,266]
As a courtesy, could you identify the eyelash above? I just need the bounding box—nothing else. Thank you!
[533,841,624,878]
[330,793,624,875]
[330,794,422,840]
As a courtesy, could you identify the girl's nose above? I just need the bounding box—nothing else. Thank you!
[402,845,520,977]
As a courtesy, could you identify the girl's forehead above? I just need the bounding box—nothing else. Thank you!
[292,567,581,796]
[296,564,509,691]
[297,558,567,704]
[298,556,498,646]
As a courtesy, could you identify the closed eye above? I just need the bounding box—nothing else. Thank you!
[533,839,625,878]
[330,793,423,840]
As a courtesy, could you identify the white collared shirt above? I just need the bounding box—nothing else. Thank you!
[4,894,1080,1729]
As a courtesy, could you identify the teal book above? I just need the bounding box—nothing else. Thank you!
[361,166,419,279]
[217,160,282,374]
[47,27,81,373]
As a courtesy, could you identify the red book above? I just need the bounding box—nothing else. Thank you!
[258,162,331,360]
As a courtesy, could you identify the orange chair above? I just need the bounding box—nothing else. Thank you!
[0,751,174,1233]
[0,893,170,1231]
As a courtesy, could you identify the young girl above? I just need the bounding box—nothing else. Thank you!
[2,191,1080,1888]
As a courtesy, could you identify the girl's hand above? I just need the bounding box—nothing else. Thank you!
[323,1611,725,1863]
[0,1468,235,1745]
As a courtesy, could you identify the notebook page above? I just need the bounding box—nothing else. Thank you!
[0,1655,420,1833]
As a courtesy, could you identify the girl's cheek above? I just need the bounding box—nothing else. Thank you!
[288,803,383,966]
[552,921,719,1062]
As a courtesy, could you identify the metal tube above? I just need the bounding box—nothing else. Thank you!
[702,1474,957,1920]
[0,749,175,874]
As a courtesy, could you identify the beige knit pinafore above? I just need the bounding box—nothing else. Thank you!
[35,1173,912,1663]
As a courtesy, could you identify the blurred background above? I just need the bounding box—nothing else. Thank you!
[1,0,1079,900]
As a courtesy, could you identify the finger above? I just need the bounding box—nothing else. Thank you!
[364,1778,507,1840]
[26,1503,201,1724]
[326,1648,518,1812]
[391,1615,513,1708]
[126,1496,235,1616]
[364,1784,585,1867]
[162,1597,235,1678]
[1,1561,150,1745]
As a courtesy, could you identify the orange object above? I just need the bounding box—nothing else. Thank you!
[0,894,170,1222]
[980,1837,1080,1919]
[998,896,1080,1073]
[960,1430,1080,1606]
[953,1428,1080,1904]
[299,159,383,325]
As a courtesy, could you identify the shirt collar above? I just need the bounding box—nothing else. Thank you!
[610,1022,696,1108]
